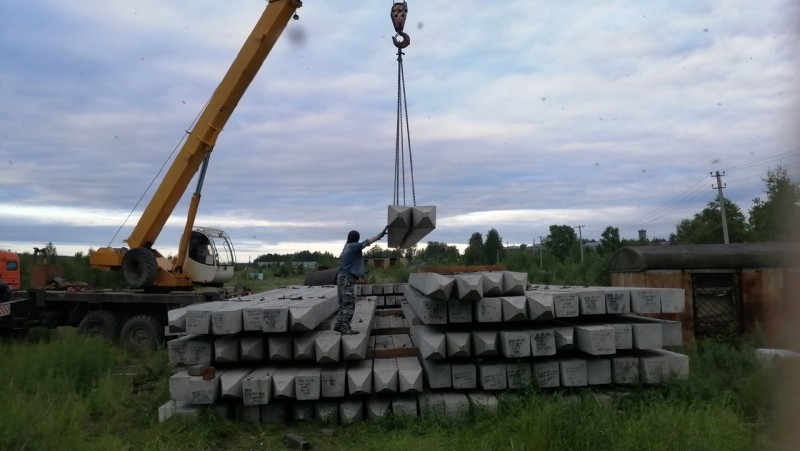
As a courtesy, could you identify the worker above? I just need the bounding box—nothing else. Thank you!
[334,227,388,334]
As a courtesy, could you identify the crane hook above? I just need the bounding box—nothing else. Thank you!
[393,32,411,49]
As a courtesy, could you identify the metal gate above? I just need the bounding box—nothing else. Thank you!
[692,273,742,337]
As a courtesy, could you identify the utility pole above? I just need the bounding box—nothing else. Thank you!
[538,236,544,267]
[573,225,585,264]
[711,171,730,244]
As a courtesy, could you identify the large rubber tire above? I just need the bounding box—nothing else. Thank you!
[77,310,118,341]
[119,315,163,352]
[122,248,158,288]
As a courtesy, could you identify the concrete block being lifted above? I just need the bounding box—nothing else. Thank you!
[387,205,437,249]
[399,205,437,249]
[386,205,412,249]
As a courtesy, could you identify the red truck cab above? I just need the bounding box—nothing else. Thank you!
[0,251,21,290]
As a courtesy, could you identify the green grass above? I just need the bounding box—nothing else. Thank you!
[0,333,789,451]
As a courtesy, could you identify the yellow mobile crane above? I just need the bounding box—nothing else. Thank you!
[89,0,303,289]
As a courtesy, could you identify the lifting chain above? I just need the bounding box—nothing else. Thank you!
[391,1,415,206]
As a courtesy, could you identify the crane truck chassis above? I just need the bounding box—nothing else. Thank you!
[0,250,231,350]
[0,286,223,350]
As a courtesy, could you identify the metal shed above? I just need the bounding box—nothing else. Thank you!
[610,243,800,346]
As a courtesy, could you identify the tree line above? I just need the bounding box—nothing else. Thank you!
[14,165,797,288]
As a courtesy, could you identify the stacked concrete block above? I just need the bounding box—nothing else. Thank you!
[161,281,689,425]
[400,277,689,394]
[386,205,437,249]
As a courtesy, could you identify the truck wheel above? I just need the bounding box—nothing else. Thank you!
[119,315,163,351]
[77,310,118,341]
[122,248,158,288]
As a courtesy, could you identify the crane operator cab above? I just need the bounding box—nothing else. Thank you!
[184,227,235,286]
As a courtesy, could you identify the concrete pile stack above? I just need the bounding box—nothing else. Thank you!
[402,271,689,402]
[161,284,430,424]
[159,275,689,424]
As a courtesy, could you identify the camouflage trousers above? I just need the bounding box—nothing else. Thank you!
[336,272,356,329]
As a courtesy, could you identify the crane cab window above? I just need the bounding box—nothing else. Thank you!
[189,233,215,266]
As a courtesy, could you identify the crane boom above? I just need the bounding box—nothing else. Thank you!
[90,0,302,288]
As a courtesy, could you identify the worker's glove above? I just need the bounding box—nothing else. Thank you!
[379,226,389,239]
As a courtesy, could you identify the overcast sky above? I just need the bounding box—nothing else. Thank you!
[1,0,798,261]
